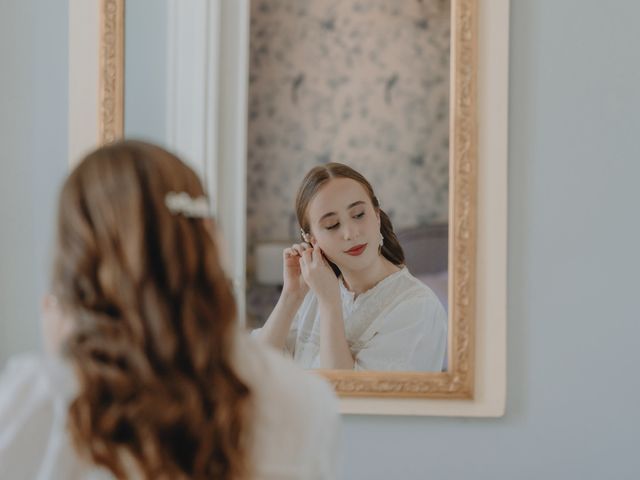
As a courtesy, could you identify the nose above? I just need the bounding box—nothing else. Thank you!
[343,220,359,241]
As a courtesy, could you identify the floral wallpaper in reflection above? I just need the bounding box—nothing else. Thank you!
[247,0,450,285]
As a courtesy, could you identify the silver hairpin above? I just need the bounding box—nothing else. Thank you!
[165,192,212,218]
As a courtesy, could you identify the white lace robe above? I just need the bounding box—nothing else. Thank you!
[282,267,447,371]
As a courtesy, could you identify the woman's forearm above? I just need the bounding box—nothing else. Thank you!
[255,292,305,350]
[317,300,354,369]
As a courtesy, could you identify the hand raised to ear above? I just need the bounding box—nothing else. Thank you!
[299,242,339,304]
[281,243,311,298]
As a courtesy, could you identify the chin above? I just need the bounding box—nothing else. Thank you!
[338,252,377,271]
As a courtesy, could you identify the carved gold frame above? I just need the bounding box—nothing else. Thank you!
[98,0,124,144]
[98,0,477,399]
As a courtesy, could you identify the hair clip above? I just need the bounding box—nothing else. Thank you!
[165,192,212,218]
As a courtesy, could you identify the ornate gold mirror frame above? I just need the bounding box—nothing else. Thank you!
[98,0,124,144]
[97,0,478,400]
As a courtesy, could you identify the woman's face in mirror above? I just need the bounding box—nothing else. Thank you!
[306,177,381,271]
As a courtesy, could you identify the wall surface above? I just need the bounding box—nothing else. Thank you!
[0,0,68,364]
[0,0,639,478]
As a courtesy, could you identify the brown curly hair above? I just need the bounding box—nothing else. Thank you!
[52,140,251,479]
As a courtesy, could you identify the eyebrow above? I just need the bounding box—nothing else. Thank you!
[319,200,366,222]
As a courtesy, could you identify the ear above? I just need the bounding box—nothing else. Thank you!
[41,295,73,357]
[301,226,316,244]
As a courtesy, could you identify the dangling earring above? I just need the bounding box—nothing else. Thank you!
[378,231,384,253]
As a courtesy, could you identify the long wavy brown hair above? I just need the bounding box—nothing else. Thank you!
[52,140,251,479]
[295,162,405,276]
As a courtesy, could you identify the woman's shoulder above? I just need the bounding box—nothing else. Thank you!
[1,352,48,382]
[0,354,102,479]
[371,268,447,334]
[233,329,338,418]
[232,330,340,477]
[0,353,75,411]
[384,267,443,306]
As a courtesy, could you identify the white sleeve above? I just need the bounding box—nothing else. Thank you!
[0,355,97,479]
[354,295,447,371]
[0,355,51,479]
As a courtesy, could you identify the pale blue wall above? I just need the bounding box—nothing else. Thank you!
[0,0,68,362]
[0,0,638,478]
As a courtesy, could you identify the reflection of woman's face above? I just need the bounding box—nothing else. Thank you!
[306,178,381,271]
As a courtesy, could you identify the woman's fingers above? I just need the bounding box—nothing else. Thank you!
[288,242,311,257]
[310,242,328,266]
[310,244,320,264]
[298,252,308,277]
[298,247,313,273]
[300,247,313,263]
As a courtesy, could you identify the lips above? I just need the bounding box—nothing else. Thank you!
[344,243,367,256]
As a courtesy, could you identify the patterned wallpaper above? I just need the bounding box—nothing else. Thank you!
[246,0,450,286]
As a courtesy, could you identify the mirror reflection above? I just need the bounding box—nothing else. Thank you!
[246,0,451,371]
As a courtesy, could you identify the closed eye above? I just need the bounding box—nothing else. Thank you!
[326,212,364,230]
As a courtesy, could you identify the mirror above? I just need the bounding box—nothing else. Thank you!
[97,0,478,399]
[245,0,451,374]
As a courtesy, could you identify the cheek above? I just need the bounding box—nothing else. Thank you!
[365,216,380,234]
[315,236,339,259]
[317,238,333,254]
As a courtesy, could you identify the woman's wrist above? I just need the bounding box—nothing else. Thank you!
[279,288,306,306]
[316,292,341,313]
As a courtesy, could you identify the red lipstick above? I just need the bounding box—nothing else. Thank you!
[345,243,367,256]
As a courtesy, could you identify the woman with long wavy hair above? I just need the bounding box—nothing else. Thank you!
[0,141,339,479]
[255,163,447,372]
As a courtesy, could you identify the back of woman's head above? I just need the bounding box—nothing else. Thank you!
[52,140,251,479]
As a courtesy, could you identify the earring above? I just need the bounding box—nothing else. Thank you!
[301,228,310,243]
[379,232,384,247]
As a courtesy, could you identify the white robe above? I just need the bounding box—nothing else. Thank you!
[0,330,340,480]
[261,267,448,371]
